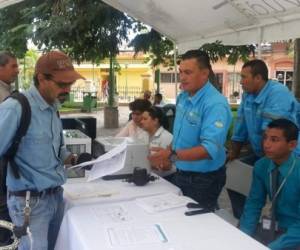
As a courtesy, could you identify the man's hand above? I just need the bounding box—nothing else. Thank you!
[226,141,243,163]
[226,150,238,163]
[64,153,78,167]
[148,147,172,171]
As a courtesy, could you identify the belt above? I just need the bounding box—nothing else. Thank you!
[177,167,225,175]
[9,186,61,197]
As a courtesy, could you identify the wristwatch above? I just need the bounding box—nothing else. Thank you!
[169,149,178,163]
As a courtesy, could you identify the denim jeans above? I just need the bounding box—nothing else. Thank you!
[174,167,226,209]
[7,187,64,250]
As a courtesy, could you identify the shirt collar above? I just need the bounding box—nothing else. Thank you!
[28,85,53,111]
[0,80,12,92]
[254,80,272,104]
[153,126,164,138]
[267,153,296,176]
[185,81,211,105]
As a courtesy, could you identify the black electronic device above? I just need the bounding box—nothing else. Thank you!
[77,152,93,170]
[125,167,158,186]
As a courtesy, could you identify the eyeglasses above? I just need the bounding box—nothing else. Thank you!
[48,77,72,89]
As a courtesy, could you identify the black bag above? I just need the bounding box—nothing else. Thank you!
[0,92,31,244]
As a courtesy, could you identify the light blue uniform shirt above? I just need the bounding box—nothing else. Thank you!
[172,82,232,172]
[0,86,70,192]
[239,153,300,250]
[232,80,300,157]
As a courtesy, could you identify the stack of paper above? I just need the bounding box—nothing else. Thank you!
[135,193,188,213]
[64,182,117,200]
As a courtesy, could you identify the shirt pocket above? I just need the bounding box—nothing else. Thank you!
[181,111,201,145]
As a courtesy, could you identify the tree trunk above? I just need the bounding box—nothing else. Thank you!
[293,38,300,100]
[104,106,119,128]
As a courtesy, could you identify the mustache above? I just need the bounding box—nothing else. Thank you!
[58,93,69,98]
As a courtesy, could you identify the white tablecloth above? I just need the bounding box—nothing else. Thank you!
[55,197,268,250]
[63,175,182,210]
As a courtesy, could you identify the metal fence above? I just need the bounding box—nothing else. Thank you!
[70,86,143,103]
[117,86,142,103]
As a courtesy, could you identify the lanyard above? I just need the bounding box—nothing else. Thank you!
[269,159,296,211]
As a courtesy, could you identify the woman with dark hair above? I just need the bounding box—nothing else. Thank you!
[141,106,175,178]
[116,99,151,143]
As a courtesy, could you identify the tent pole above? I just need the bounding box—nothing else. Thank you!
[257,27,262,59]
[174,42,178,98]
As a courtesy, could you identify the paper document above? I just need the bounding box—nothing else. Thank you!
[64,182,117,200]
[68,140,127,181]
[135,193,188,213]
[92,205,133,224]
[107,224,168,246]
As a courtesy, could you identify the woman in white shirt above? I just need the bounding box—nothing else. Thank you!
[116,99,151,143]
[141,106,175,179]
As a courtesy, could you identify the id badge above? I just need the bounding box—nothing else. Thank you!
[262,215,271,230]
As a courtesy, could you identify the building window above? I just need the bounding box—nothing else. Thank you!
[275,71,293,90]
[160,73,180,83]
[214,73,223,93]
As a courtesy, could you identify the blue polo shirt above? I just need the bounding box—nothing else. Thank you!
[239,153,300,250]
[172,81,232,172]
[0,86,70,192]
[232,80,300,157]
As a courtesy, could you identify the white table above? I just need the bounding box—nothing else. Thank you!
[55,196,268,250]
[63,175,182,210]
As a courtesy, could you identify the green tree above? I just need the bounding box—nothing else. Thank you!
[0,0,140,106]
[19,49,39,90]
[130,30,255,67]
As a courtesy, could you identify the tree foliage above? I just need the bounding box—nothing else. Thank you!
[129,29,174,67]
[0,0,36,58]
[130,31,255,67]
[200,40,255,65]
[0,0,138,63]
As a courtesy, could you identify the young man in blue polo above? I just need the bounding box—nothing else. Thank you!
[239,119,300,250]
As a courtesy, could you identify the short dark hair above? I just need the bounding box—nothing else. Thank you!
[180,50,211,70]
[242,59,268,82]
[0,51,16,67]
[146,106,168,129]
[267,119,299,142]
[154,93,162,100]
[129,99,151,112]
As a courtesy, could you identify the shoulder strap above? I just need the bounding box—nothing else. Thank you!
[4,92,31,179]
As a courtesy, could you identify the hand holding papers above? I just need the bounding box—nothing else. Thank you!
[68,140,127,181]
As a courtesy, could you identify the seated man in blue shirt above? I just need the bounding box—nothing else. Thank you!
[0,51,84,250]
[239,119,300,250]
[228,59,300,219]
[149,50,232,210]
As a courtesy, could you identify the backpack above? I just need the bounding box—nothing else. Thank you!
[0,92,31,198]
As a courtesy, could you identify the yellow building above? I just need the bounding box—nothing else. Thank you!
[73,51,154,103]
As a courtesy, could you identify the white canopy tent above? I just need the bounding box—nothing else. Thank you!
[0,0,22,9]
[1,0,300,51]
[100,0,300,53]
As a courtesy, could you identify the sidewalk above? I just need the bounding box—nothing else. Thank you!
[61,106,235,223]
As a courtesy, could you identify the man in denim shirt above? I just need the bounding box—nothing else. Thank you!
[227,59,300,219]
[239,119,300,250]
[0,51,84,250]
[149,50,232,209]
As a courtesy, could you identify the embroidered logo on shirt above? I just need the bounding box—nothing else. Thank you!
[215,121,224,128]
